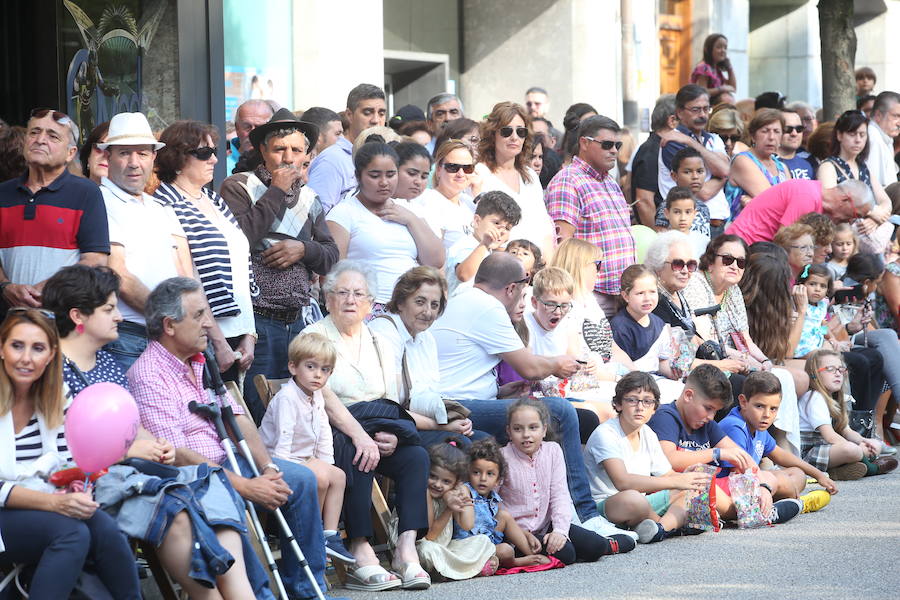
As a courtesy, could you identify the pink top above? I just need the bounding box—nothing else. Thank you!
[725,179,824,244]
[499,441,572,539]
[690,62,725,89]
[259,379,334,464]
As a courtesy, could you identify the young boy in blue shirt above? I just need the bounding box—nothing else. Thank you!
[648,364,803,524]
[719,371,837,515]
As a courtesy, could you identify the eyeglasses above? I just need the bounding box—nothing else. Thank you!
[717,133,741,145]
[188,146,218,160]
[499,126,528,139]
[817,365,848,375]
[29,107,79,145]
[684,105,712,115]
[584,137,623,151]
[790,244,815,253]
[586,259,603,272]
[666,259,699,272]
[621,397,657,408]
[538,299,573,314]
[783,125,804,134]
[328,289,372,302]
[7,307,55,320]
[716,254,746,269]
[509,275,530,286]
[442,162,475,174]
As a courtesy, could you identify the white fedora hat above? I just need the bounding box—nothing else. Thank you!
[96,112,165,150]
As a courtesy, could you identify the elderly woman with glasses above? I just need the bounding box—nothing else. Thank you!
[773,223,816,280]
[301,260,430,591]
[154,120,257,383]
[645,232,745,377]
[475,101,555,258]
[725,109,791,218]
[413,140,477,250]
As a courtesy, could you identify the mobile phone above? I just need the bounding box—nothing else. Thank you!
[833,284,865,305]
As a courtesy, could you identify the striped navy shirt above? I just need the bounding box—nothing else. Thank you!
[0,411,71,506]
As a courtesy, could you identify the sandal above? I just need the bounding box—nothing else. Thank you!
[393,561,431,590]
[344,564,401,591]
[480,555,499,577]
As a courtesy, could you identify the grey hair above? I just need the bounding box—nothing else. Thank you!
[785,100,814,114]
[262,127,310,150]
[426,93,464,120]
[233,99,274,123]
[651,94,676,132]
[321,259,377,298]
[145,277,202,340]
[526,86,548,96]
[644,231,692,273]
[839,179,875,212]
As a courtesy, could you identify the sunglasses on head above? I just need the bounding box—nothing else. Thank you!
[783,125,804,134]
[584,137,623,151]
[718,133,741,144]
[499,126,528,139]
[716,254,746,269]
[666,259,698,272]
[7,307,55,320]
[187,146,218,160]
[442,162,475,174]
[29,107,79,142]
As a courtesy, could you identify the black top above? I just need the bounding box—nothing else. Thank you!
[653,288,696,337]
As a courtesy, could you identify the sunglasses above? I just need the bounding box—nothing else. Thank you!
[509,275,530,286]
[442,162,475,174]
[499,126,528,139]
[188,146,218,160]
[783,125,804,134]
[716,254,746,269]
[7,307,55,320]
[29,107,79,143]
[584,137,623,151]
[666,259,699,272]
[718,133,741,144]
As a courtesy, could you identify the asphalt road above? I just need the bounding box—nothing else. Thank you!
[336,469,900,600]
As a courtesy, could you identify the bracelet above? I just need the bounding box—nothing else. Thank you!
[712,448,721,464]
[262,462,281,473]
[760,483,773,494]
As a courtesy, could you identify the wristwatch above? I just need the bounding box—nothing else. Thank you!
[263,462,281,474]
[712,448,721,465]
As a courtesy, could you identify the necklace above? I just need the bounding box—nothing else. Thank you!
[173,182,203,201]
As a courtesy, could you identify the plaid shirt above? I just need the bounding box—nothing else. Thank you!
[128,340,244,465]
[545,157,635,294]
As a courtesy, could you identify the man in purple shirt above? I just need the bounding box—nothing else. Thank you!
[307,83,386,212]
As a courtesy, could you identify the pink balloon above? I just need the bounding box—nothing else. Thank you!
[66,383,139,473]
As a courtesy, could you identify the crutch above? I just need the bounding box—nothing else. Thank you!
[187,399,291,600]
[202,350,327,600]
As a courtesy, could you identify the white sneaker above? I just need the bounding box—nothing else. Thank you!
[580,515,639,541]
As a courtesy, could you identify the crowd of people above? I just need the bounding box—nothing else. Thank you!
[2,32,900,599]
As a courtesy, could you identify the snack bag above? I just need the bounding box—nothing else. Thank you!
[728,470,771,529]
[683,463,720,532]
[670,327,695,376]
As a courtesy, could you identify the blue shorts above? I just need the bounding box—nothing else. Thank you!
[596,489,672,520]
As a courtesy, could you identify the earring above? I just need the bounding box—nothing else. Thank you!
[76,324,85,334]
[176,170,182,175]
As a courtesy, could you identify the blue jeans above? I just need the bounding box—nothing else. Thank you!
[244,313,309,424]
[233,454,326,599]
[0,508,140,600]
[458,397,599,522]
[104,321,149,373]
[853,328,900,396]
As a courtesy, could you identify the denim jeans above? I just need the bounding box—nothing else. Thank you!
[457,397,599,522]
[233,454,326,599]
[244,313,309,424]
[0,508,140,600]
[853,328,900,397]
[104,321,149,374]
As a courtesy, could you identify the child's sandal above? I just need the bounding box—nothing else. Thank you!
[480,555,500,577]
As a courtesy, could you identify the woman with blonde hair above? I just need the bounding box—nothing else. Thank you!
[414,139,477,250]
[476,101,555,258]
[707,104,748,158]
[0,309,141,599]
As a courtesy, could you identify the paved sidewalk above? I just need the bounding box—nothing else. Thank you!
[338,469,900,600]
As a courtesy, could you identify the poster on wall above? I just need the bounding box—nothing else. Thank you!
[224,66,289,122]
[58,0,167,144]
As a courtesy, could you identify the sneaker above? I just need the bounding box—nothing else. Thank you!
[324,532,356,564]
[873,455,899,475]
[799,490,831,514]
[605,533,637,555]
[634,519,665,544]
[770,499,802,524]
[668,526,705,537]
[828,462,868,481]
[880,443,897,457]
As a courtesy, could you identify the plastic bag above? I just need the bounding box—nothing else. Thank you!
[683,463,720,532]
[670,327,695,376]
[728,470,770,529]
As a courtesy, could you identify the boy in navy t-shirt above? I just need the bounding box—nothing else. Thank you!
[719,372,836,516]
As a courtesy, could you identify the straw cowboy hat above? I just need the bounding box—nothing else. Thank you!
[97,112,165,150]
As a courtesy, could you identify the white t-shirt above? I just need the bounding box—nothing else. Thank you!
[326,194,426,303]
[629,322,674,372]
[101,178,183,325]
[199,207,255,339]
[432,286,525,400]
[657,133,729,220]
[584,416,672,502]
[523,310,570,357]
[475,163,555,253]
[445,234,485,298]
[414,188,475,251]
[799,390,835,432]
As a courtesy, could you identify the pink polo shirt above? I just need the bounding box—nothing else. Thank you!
[726,179,824,244]
[499,441,572,539]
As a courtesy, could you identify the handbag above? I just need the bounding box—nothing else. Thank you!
[849,409,875,438]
